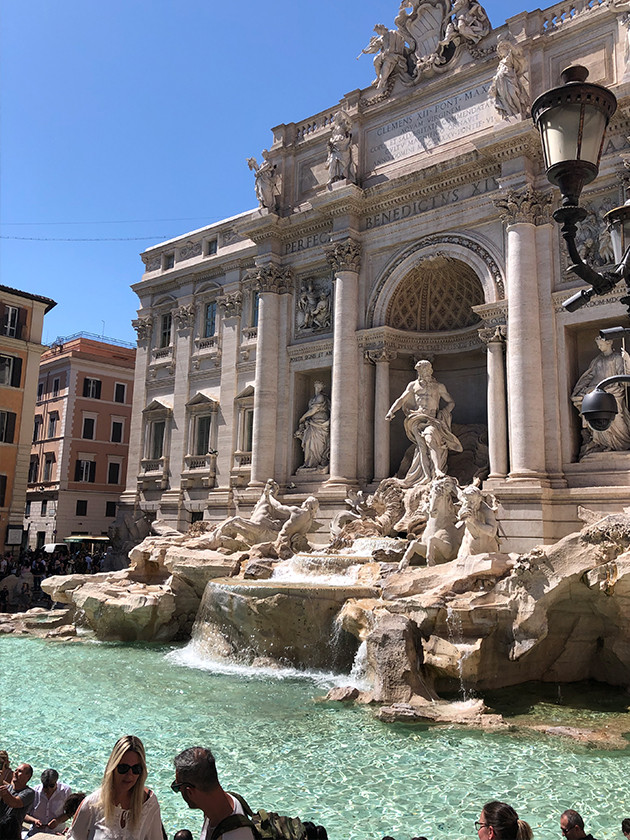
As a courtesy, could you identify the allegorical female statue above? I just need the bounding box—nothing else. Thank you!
[571,336,630,457]
[295,381,330,472]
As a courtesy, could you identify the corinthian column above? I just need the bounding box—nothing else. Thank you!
[249,264,291,487]
[325,239,361,485]
[478,326,508,478]
[366,348,397,481]
[494,187,552,479]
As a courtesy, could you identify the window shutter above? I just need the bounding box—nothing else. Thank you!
[16,308,27,340]
[0,474,6,507]
[95,380,102,399]
[0,304,5,334]
[89,461,96,482]
[10,357,22,388]
[5,412,16,443]
[74,460,82,481]
[83,378,90,397]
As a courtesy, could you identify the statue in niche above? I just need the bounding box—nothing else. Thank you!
[438,0,491,49]
[571,336,630,458]
[359,24,408,91]
[247,149,278,211]
[295,381,331,472]
[574,199,616,268]
[327,112,356,185]
[386,359,463,486]
[489,39,529,119]
[455,482,500,559]
[297,281,331,332]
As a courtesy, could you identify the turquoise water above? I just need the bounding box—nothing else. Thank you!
[2,636,630,840]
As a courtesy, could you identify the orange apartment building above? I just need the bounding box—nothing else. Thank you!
[0,284,56,555]
[24,333,136,549]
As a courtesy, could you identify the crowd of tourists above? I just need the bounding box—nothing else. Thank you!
[0,547,113,613]
[0,738,625,840]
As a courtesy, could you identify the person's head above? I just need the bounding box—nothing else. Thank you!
[595,336,614,355]
[415,359,433,380]
[0,751,9,771]
[12,764,33,791]
[173,747,220,811]
[174,831,194,840]
[622,820,630,839]
[41,768,59,793]
[63,792,86,819]
[101,736,147,829]
[313,381,324,394]
[374,23,388,34]
[561,811,585,840]
[478,801,533,840]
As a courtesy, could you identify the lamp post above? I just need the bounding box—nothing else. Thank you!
[531,66,630,313]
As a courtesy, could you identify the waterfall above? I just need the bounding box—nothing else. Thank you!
[445,605,474,701]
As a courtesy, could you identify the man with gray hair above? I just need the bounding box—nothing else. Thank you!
[172,748,254,840]
[561,809,599,840]
[24,769,71,836]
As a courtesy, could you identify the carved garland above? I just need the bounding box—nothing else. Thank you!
[367,234,504,326]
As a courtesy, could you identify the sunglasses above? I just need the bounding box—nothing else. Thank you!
[116,763,143,776]
[171,781,195,793]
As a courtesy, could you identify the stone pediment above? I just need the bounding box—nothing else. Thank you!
[186,390,219,409]
[142,398,173,414]
[235,385,254,400]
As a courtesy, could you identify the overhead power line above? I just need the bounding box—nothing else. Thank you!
[0,235,168,242]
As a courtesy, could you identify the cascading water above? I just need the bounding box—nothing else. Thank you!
[445,604,475,701]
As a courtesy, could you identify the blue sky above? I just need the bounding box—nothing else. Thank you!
[0,0,533,346]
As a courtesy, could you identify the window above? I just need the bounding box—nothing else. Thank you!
[25,500,31,517]
[28,457,39,484]
[75,459,96,483]
[33,416,43,442]
[0,411,16,444]
[0,475,6,507]
[114,382,126,403]
[111,420,123,443]
[204,302,217,338]
[106,501,117,517]
[37,382,44,401]
[108,462,121,484]
[206,238,218,256]
[0,354,21,387]
[41,500,48,515]
[160,313,172,348]
[194,414,212,456]
[76,500,88,516]
[83,377,102,399]
[164,252,175,270]
[82,416,95,439]
[150,420,165,459]
[47,413,58,438]
[52,377,60,397]
[43,455,55,482]
[2,305,20,338]
[243,409,254,453]
[251,291,259,327]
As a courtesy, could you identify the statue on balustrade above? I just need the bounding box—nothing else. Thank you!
[386,359,463,486]
[571,336,630,458]
[489,38,529,119]
[295,381,330,472]
[327,112,356,185]
[247,149,278,211]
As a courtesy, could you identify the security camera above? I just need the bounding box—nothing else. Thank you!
[581,386,618,431]
[563,287,594,312]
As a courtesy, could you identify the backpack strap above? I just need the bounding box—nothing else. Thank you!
[209,793,258,840]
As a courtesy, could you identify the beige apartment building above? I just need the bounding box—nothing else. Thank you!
[25,334,135,549]
[0,285,56,555]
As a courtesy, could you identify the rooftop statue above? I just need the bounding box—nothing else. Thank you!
[386,359,463,486]
[359,23,409,91]
[327,112,356,185]
[247,149,279,212]
[571,336,630,458]
[489,38,529,119]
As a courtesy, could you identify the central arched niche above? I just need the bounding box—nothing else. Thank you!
[384,256,488,481]
[385,255,484,332]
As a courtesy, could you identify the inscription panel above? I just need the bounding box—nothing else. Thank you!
[366,81,494,172]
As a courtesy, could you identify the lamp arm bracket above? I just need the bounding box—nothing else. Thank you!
[555,211,620,295]
[596,375,630,390]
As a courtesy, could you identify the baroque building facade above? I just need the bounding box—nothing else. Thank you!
[122,0,630,551]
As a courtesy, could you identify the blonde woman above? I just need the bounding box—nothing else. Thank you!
[68,735,163,840]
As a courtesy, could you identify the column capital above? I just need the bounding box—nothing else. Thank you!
[494,187,552,226]
[365,348,397,364]
[325,238,361,273]
[478,325,506,345]
[132,316,153,342]
[217,291,243,317]
[174,303,196,332]
[248,263,293,294]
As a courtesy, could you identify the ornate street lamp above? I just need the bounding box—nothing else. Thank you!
[532,66,630,313]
